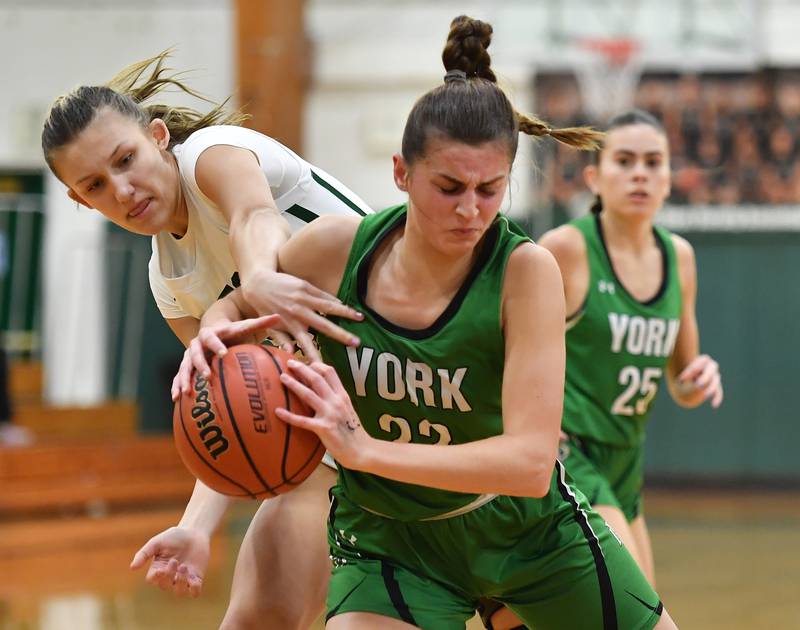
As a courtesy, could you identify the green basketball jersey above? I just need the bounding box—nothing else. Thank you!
[562,214,682,447]
[317,203,551,521]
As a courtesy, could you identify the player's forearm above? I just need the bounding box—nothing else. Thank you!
[357,434,556,498]
[177,480,233,536]
[228,207,291,294]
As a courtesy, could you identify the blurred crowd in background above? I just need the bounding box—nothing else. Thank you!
[535,71,800,216]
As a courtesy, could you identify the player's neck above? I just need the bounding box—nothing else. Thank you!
[392,226,478,299]
[600,210,655,255]
[166,153,189,237]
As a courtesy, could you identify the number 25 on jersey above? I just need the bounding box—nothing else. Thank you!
[611,366,662,417]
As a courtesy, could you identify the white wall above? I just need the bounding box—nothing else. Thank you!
[304,4,539,216]
[761,0,800,65]
[1,0,234,403]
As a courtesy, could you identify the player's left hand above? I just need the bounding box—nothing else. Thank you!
[171,314,283,400]
[678,353,723,408]
[275,359,371,470]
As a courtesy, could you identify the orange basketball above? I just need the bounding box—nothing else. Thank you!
[173,344,324,499]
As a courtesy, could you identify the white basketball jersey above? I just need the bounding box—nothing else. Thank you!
[148,126,373,319]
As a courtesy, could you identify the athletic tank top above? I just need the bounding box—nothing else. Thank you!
[148,126,372,320]
[562,214,682,447]
[317,204,565,521]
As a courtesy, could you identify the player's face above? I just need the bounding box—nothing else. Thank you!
[50,107,181,236]
[394,137,511,257]
[592,124,671,219]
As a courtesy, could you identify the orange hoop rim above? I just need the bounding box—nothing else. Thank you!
[577,37,641,66]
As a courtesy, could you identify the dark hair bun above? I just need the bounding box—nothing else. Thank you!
[442,15,496,83]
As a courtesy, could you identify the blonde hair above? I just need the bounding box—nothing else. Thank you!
[42,50,249,172]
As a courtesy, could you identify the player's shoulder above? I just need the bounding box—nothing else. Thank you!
[307,213,362,237]
[505,241,562,290]
[537,223,587,270]
[280,214,363,292]
[177,126,270,168]
[181,125,263,148]
[291,214,362,253]
[668,232,695,264]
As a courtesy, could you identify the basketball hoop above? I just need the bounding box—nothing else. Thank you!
[573,37,643,123]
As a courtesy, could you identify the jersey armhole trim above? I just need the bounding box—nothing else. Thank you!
[567,221,592,324]
[310,169,368,216]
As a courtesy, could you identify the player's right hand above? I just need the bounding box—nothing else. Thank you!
[241,269,364,362]
[130,526,211,598]
[171,315,282,400]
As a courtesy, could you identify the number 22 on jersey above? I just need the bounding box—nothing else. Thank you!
[378,414,452,445]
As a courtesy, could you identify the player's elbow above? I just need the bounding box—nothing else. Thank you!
[514,448,555,498]
[528,464,555,498]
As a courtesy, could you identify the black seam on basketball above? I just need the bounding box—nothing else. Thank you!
[282,440,325,485]
[178,388,256,498]
[257,345,295,484]
[555,460,618,630]
[217,354,277,497]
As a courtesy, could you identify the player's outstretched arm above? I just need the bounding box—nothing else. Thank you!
[130,479,232,597]
[194,145,364,358]
[172,214,361,397]
[277,243,566,498]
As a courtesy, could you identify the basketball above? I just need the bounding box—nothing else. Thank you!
[172,344,324,499]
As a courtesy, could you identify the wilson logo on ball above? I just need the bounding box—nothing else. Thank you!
[191,372,229,459]
[174,344,324,499]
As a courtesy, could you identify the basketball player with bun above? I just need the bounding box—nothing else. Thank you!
[41,53,372,629]
[482,110,722,630]
[181,16,679,629]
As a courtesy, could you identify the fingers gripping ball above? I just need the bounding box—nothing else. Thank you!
[173,344,324,498]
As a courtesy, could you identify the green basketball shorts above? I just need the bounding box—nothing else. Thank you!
[559,434,645,522]
[325,462,662,630]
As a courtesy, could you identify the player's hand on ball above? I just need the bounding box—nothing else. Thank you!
[275,359,371,470]
[241,269,363,362]
[171,314,283,400]
[130,526,210,598]
[678,354,723,408]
